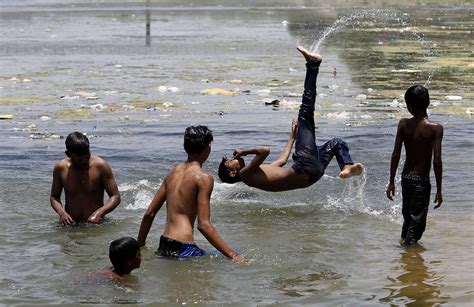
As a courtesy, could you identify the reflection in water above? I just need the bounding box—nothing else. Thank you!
[145,2,151,47]
[381,245,450,306]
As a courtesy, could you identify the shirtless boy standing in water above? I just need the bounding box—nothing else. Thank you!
[218,46,363,191]
[137,126,246,263]
[50,132,121,225]
[386,85,443,246]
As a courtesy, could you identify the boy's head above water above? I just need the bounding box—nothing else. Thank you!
[218,156,245,184]
[183,125,213,155]
[109,237,141,276]
[65,132,91,168]
[405,85,430,113]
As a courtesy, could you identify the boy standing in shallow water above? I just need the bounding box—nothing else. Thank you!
[386,85,444,246]
[137,126,246,263]
[218,46,363,191]
[50,132,121,225]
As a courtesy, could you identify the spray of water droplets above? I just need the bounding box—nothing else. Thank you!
[308,9,436,87]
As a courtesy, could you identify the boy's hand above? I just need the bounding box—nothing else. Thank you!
[291,118,298,139]
[386,183,395,201]
[232,254,250,264]
[87,209,104,224]
[434,191,443,209]
[60,211,75,226]
[233,149,243,158]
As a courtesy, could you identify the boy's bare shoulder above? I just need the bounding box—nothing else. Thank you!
[54,158,69,171]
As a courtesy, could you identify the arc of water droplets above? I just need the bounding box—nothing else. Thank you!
[309,9,436,87]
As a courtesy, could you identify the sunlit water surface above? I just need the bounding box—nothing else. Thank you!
[0,0,472,305]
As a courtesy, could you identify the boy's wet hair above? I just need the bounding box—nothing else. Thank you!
[65,132,89,154]
[109,237,139,272]
[183,125,213,154]
[405,85,430,110]
[218,157,241,184]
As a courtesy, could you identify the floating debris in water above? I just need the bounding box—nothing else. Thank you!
[30,132,62,140]
[282,20,289,25]
[201,88,236,96]
[265,99,280,106]
[445,95,462,101]
[25,124,37,131]
[158,86,179,93]
[356,94,367,100]
[367,88,374,93]
[60,95,80,100]
[256,89,271,96]
[229,79,244,84]
[0,114,13,120]
[200,79,209,83]
[40,116,51,121]
[216,111,227,116]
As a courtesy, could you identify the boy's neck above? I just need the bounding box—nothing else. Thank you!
[411,111,428,120]
[186,155,206,166]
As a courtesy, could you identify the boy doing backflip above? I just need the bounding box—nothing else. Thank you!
[137,126,246,263]
[218,47,363,191]
[386,85,443,246]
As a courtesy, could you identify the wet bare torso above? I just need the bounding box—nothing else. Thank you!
[241,164,314,192]
[162,163,208,243]
[59,156,106,222]
[401,117,441,177]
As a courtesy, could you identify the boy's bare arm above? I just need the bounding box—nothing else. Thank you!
[236,147,270,177]
[433,124,444,208]
[88,160,121,223]
[137,182,166,246]
[50,163,75,225]
[271,119,297,167]
[386,120,404,200]
[196,174,247,263]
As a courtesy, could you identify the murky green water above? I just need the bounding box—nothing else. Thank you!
[0,1,472,305]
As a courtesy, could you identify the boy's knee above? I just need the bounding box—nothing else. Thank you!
[331,138,348,149]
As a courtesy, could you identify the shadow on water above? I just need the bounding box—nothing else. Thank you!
[380,244,450,306]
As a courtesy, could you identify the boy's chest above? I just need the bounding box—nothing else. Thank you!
[62,169,102,193]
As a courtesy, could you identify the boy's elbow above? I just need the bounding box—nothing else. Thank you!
[197,220,212,233]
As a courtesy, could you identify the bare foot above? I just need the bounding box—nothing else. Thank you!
[339,163,363,179]
[297,46,322,62]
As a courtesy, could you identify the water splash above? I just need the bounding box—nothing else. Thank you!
[309,9,436,85]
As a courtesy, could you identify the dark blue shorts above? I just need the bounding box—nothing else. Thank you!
[157,235,205,259]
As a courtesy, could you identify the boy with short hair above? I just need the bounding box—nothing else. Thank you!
[386,85,444,246]
[137,126,246,263]
[218,46,363,191]
[50,132,121,225]
[94,237,141,281]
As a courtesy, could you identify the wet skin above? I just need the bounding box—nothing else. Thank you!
[50,150,121,224]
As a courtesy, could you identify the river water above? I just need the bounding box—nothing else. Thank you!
[0,0,472,305]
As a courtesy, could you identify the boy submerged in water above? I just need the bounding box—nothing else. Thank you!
[94,237,141,281]
[50,132,121,225]
[137,126,246,263]
[218,47,363,191]
[386,85,443,246]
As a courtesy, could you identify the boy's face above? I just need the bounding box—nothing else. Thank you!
[67,150,91,169]
[225,157,245,174]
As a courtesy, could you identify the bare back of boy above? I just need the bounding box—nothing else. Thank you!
[398,117,443,177]
[161,162,212,243]
[51,155,119,223]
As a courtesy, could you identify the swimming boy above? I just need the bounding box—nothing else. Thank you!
[218,46,363,191]
[386,85,443,246]
[137,126,246,263]
[94,237,141,281]
[50,132,121,225]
